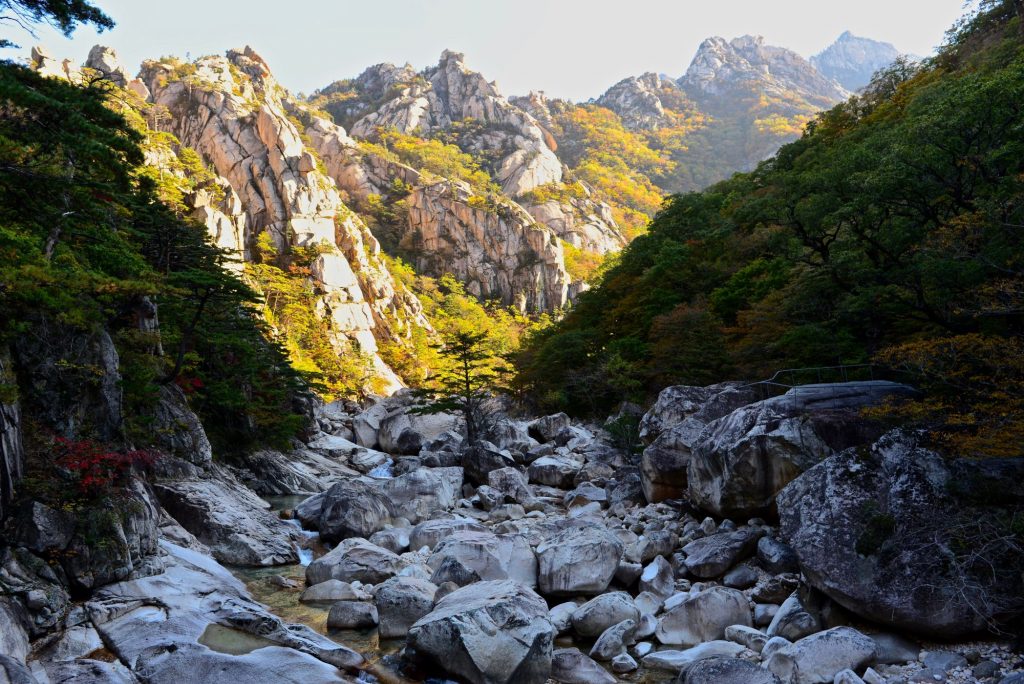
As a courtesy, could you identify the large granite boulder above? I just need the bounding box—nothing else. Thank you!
[305,538,405,586]
[407,579,555,684]
[655,586,752,646]
[778,429,1024,637]
[536,524,623,596]
[680,657,782,684]
[305,434,390,475]
[527,455,581,488]
[462,441,518,485]
[682,528,765,578]
[315,478,394,543]
[570,592,639,637]
[381,467,462,523]
[373,576,437,639]
[687,382,915,517]
[639,384,756,502]
[639,385,715,444]
[154,463,298,566]
[408,517,488,551]
[427,530,537,587]
[378,408,460,455]
[763,627,876,684]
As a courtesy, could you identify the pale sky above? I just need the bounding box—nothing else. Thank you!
[3,0,970,102]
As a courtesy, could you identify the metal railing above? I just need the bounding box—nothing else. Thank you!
[741,364,901,401]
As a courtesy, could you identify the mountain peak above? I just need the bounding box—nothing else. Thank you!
[596,72,691,130]
[811,32,902,91]
[681,33,848,106]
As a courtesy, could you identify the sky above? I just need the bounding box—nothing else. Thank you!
[3,0,970,102]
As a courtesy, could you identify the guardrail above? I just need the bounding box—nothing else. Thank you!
[741,364,905,401]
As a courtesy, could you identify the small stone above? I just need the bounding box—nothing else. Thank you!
[611,653,638,673]
[862,668,885,684]
[973,660,1000,678]
[754,603,779,627]
[834,669,866,684]
[922,651,967,672]
[723,565,758,589]
[326,601,378,629]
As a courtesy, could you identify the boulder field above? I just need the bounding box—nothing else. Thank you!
[2,383,1022,683]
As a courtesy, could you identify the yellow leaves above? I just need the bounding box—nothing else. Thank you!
[375,128,498,193]
[560,240,605,282]
[873,334,1024,458]
[753,114,812,137]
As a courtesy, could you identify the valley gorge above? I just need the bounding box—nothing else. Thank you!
[1,2,1023,684]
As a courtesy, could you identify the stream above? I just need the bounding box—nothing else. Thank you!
[230,495,416,684]
[229,495,676,684]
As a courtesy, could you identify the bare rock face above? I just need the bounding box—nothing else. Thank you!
[521,196,625,255]
[307,125,581,312]
[84,45,131,86]
[687,382,914,517]
[406,180,571,312]
[681,35,848,107]
[12,320,123,441]
[137,46,426,393]
[778,430,1024,637]
[7,478,161,592]
[0,347,23,522]
[152,385,212,465]
[304,54,623,312]
[346,50,562,198]
[811,31,905,92]
[596,72,694,130]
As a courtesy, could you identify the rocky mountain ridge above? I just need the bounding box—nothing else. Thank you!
[680,34,850,108]
[587,31,911,189]
[307,50,625,308]
[811,31,906,92]
[24,28,910,389]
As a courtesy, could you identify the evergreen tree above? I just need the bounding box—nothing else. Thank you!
[414,331,507,445]
[1,0,113,48]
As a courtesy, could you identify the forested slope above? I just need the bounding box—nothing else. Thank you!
[516,0,1024,457]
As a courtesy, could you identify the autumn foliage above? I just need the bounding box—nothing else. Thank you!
[54,437,155,498]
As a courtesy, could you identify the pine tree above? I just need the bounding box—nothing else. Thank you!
[413,331,506,445]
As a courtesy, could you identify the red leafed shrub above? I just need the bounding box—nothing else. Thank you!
[53,438,156,498]
[174,375,204,395]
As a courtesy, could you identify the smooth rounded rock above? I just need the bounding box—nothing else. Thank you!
[536,525,623,597]
[656,586,752,646]
[571,592,639,637]
[408,580,554,684]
